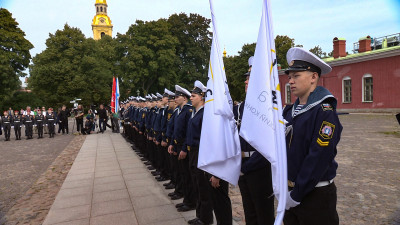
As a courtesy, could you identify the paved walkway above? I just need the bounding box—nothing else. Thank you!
[43,132,237,225]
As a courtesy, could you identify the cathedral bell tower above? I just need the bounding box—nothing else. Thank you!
[92,0,113,40]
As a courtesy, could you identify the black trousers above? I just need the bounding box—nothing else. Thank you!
[48,122,55,136]
[3,124,11,139]
[206,173,232,225]
[76,118,83,133]
[283,182,339,225]
[61,119,68,134]
[177,146,196,207]
[25,122,33,137]
[14,123,21,139]
[238,167,275,225]
[161,145,170,178]
[169,151,178,185]
[37,122,43,137]
[189,148,213,224]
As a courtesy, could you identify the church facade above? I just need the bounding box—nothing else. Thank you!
[92,0,113,40]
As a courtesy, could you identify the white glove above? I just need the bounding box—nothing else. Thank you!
[285,191,300,210]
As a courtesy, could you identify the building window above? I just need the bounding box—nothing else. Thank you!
[100,7,103,12]
[101,32,106,38]
[362,74,373,102]
[97,7,99,12]
[342,76,351,103]
[285,83,291,104]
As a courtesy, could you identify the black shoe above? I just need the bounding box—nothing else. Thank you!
[151,171,161,176]
[175,203,185,208]
[163,181,172,186]
[147,166,155,170]
[170,194,183,200]
[157,177,167,182]
[177,205,195,212]
[165,184,175,189]
[192,219,208,225]
[168,192,176,197]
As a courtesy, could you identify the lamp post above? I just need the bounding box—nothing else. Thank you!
[136,89,140,96]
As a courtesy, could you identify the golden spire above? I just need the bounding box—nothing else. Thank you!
[95,0,107,4]
[223,47,227,58]
[92,0,113,40]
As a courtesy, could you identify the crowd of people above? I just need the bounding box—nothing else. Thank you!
[119,47,342,225]
[1,48,342,225]
[0,104,121,141]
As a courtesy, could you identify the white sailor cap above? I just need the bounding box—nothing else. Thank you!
[285,47,332,76]
[163,89,169,97]
[175,85,191,98]
[156,92,163,99]
[244,56,254,76]
[192,80,206,95]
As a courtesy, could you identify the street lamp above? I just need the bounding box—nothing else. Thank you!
[136,89,140,96]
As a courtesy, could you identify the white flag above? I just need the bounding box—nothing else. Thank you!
[239,0,288,224]
[198,0,242,186]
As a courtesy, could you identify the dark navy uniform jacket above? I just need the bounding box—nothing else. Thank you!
[138,108,147,132]
[153,107,163,141]
[12,115,22,126]
[157,107,168,142]
[283,86,342,202]
[35,114,45,124]
[234,101,271,174]
[172,104,192,152]
[186,106,204,150]
[166,108,178,144]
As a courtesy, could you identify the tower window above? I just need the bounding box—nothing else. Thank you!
[97,7,99,12]
[101,32,106,38]
[100,7,103,12]
[342,76,351,103]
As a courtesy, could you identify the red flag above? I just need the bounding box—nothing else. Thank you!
[111,76,116,113]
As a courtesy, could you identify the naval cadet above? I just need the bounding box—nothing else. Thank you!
[12,110,22,140]
[46,108,57,138]
[164,91,179,191]
[169,85,196,211]
[234,56,275,225]
[154,92,170,182]
[186,81,213,225]
[23,107,34,139]
[283,47,342,225]
[1,111,12,141]
[35,109,45,139]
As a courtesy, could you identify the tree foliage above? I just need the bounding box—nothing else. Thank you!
[275,35,302,69]
[29,13,212,108]
[0,8,33,107]
[309,45,327,58]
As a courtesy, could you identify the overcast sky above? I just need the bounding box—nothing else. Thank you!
[2,0,400,58]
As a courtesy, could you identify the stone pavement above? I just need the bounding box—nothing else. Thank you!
[43,132,238,225]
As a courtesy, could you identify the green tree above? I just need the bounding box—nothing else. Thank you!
[29,24,87,107]
[115,19,179,95]
[168,13,212,87]
[275,35,300,69]
[224,43,256,101]
[1,91,44,111]
[0,8,33,104]
[309,45,326,58]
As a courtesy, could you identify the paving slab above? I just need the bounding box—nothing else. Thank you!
[43,132,239,225]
